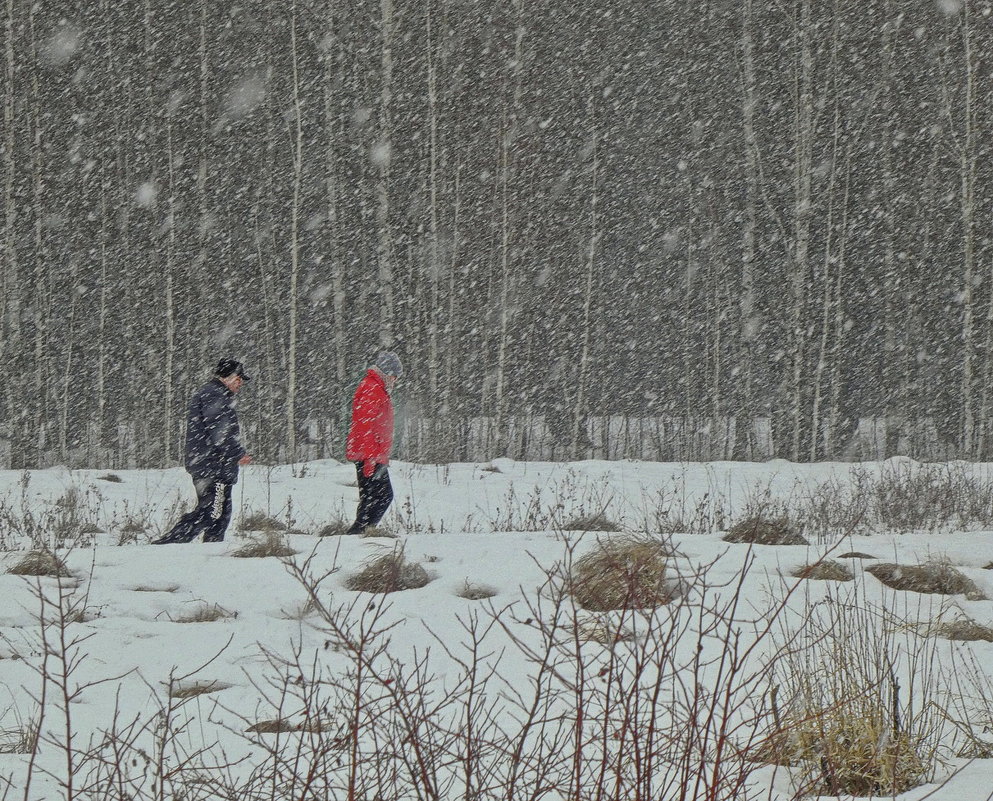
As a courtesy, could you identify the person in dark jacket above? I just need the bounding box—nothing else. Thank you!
[153,359,252,545]
[343,352,402,536]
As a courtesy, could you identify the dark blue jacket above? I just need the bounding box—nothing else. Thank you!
[184,379,246,484]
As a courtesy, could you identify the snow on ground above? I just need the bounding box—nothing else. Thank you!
[0,458,992,799]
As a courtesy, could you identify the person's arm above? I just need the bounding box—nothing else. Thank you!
[203,394,246,462]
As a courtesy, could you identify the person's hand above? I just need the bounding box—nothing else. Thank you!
[239,454,253,466]
[362,460,377,478]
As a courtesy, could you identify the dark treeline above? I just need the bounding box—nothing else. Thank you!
[1,0,992,468]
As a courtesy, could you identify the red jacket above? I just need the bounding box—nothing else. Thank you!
[345,369,394,464]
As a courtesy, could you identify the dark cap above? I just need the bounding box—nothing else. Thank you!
[215,358,251,381]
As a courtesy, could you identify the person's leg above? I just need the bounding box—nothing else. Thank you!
[152,477,215,544]
[201,481,233,542]
[348,463,394,534]
[363,466,394,529]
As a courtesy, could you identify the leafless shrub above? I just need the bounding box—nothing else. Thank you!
[791,560,854,582]
[577,615,637,646]
[7,550,71,578]
[866,562,987,600]
[344,547,430,594]
[570,535,675,611]
[230,532,297,559]
[723,514,809,545]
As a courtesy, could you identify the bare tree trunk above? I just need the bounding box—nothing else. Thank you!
[493,0,526,454]
[955,2,977,456]
[164,117,177,462]
[286,0,304,461]
[571,94,599,459]
[787,0,814,461]
[323,2,347,406]
[737,0,759,460]
[376,0,395,347]
[426,0,441,415]
[810,1,843,461]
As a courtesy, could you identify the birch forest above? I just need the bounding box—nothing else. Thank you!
[2,0,993,468]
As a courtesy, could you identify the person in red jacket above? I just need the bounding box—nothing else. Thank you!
[344,351,403,535]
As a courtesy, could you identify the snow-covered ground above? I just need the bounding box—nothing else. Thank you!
[1,459,992,800]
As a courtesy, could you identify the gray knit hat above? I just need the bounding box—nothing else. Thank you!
[373,351,403,377]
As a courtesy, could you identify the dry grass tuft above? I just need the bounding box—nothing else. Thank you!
[318,519,352,537]
[723,515,808,546]
[791,560,854,582]
[230,532,297,559]
[169,681,232,699]
[360,526,397,539]
[984,562,993,570]
[0,720,40,755]
[562,513,621,532]
[97,473,123,483]
[247,718,299,734]
[924,618,993,643]
[571,536,674,612]
[7,550,71,578]
[838,551,877,560]
[241,512,286,532]
[457,581,497,601]
[578,616,637,646]
[772,711,929,796]
[344,548,430,594]
[132,584,180,593]
[866,562,987,600]
[172,603,237,623]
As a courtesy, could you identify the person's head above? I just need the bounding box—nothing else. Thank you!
[215,358,251,394]
[371,351,403,390]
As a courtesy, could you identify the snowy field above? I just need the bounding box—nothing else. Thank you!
[1,458,992,800]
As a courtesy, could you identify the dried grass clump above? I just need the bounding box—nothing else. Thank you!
[247,718,299,734]
[571,536,673,612]
[457,581,497,601]
[132,584,180,593]
[7,550,71,578]
[360,526,397,539]
[230,533,297,559]
[838,551,877,560]
[927,618,993,643]
[0,720,40,755]
[561,513,620,532]
[172,603,237,623]
[578,616,637,646]
[241,512,286,532]
[344,549,430,594]
[97,473,123,483]
[723,515,808,546]
[169,681,231,700]
[791,560,854,582]
[786,711,929,796]
[318,519,352,537]
[866,563,987,600]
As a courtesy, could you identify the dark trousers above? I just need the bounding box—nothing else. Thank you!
[153,477,233,544]
[349,463,394,534]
